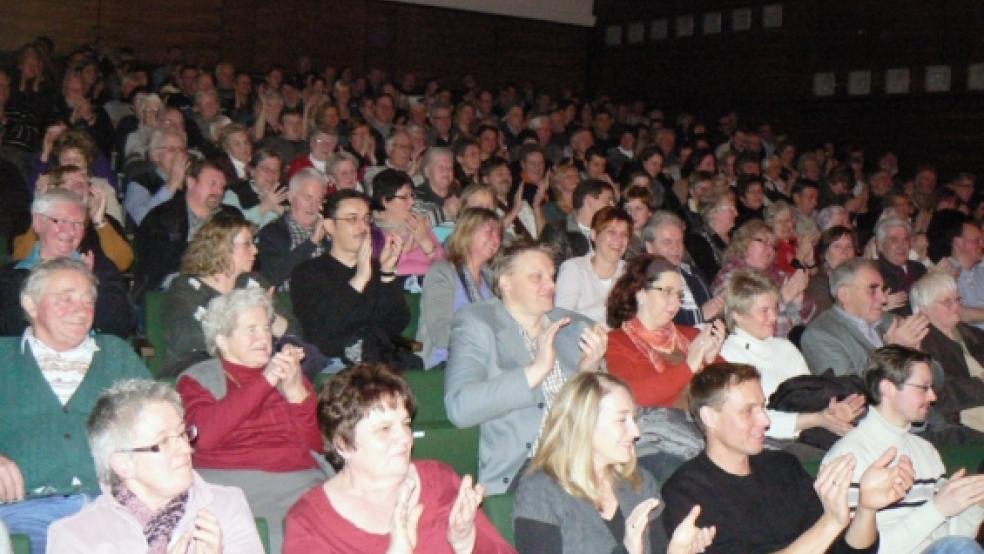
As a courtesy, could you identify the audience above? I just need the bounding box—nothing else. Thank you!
[445,239,606,494]
[417,207,501,367]
[824,346,984,554]
[683,189,735,281]
[513,372,715,554]
[805,225,857,313]
[540,179,615,265]
[605,254,726,409]
[177,288,324,552]
[371,168,445,279]
[47,379,265,553]
[874,217,926,316]
[222,147,287,228]
[285,363,513,552]
[662,361,914,553]
[124,128,189,226]
[0,259,149,553]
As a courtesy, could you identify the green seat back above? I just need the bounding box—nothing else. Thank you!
[11,533,30,554]
[255,517,270,554]
[405,368,449,425]
[143,290,166,376]
[483,493,515,546]
[412,423,479,478]
[402,292,421,340]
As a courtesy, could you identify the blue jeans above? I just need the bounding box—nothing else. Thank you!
[923,536,984,554]
[0,494,91,554]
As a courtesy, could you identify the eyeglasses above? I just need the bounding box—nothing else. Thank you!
[902,383,933,394]
[40,213,85,231]
[332,214,374,225]
[648,285,685,303]
[118,426,198,454]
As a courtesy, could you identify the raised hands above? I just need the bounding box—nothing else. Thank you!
[818,394,866,435]
[686,320,726,373]
[576,323,608,373]
[668,504,716,554]
[780,269,808,305]
[934,468,984,518]
[883,314,929,348]
[882,288,909,312]
[623,498,660,554]
[447,475,485,554]
[815,454,856,529]
[259,186,289,216]
[525,317,569,388]
[858,447,915,511]
[89,185,108,226]
[168,510,223,554]
[386,475,423,554]
[379,233,404,276]
[264,344,307,403]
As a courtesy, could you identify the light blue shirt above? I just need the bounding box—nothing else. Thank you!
[124,168,174,226]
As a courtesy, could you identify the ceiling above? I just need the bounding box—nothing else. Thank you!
[387,0,596,26]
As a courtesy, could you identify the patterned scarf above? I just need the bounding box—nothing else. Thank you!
[112,484,189,553]
[621,317,690,373]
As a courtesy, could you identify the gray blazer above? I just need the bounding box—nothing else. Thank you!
[801,307,894,376]
[444,298,592,494]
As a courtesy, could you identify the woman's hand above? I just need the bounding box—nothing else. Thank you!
[406,214,435,256]
[40,123,66,161]
[623,498,660,554]
[686,320,725,373]
[379,233,404,276]
[447,475,485,554]
[780,269,808,305]
[668,504,716,554]
[387,475,424,554]
[883,288,908,312]
[259,186,289,216]
[88,185,108,227]
[796,233,819,268]
[276,344,308,403]
[168,510,223,554]
[577,323,608,373]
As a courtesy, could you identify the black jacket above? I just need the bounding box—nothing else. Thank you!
[540,212,591,266]
[921,323,984,421]
[256,213,330,288]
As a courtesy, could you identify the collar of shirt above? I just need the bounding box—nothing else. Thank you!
[14,243,81,270]
[20,326,100,359]
[835,306,884,347]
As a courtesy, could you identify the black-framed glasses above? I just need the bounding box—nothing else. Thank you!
[118,426,198,454]
[332,214,374,225]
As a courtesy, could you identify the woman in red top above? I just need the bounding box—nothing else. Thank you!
[285,363,515,554]
[605,255,726,408]
[176,287,325,553]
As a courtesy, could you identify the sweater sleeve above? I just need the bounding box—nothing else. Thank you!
[514,519,563,554]
[176,372,280,451]
[93,218,134,271]
[418,262,458,350]
[553,258,582,313]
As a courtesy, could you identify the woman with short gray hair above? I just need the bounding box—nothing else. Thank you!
[176,288,326,553]
[912,272,984,430]
[47,379,264,553]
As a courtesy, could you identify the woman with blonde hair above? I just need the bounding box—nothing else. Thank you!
[513,372,715,554]
[160,211,293,376]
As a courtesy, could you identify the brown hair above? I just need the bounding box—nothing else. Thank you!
[606,254,679,328]
[318,363,417,470]
[52,128,98,169]
[722,219,774,265]
[445,207,500,267]
[590,206,632,234]
[179,211,254,276]
[688,362,761,433]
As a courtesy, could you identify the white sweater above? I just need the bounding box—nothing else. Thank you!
[554,255,624,325]
[720,327,810,439]
[824,407,984,554]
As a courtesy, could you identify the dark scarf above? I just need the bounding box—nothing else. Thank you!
[113,484,189,552]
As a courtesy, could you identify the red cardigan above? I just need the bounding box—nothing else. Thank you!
[284,460,516,553]
[177,359,323,472]
[606,324,703,408]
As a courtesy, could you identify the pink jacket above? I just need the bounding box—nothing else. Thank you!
[46,472,264,553]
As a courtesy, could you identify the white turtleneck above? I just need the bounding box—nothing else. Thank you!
[720,326,810,438]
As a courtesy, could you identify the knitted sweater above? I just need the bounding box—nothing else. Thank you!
[0,335,150,497]
[824,407,984,554]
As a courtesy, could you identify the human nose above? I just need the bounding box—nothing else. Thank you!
[927,387,938,402]
[627,417,641,440]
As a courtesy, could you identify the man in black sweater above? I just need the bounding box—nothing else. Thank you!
[290,190,409,364]
[661,362,915,554]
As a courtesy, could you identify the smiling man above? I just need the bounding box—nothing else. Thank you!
[824,346,984,554]
[0,259,149,553]
[662,361,914,554]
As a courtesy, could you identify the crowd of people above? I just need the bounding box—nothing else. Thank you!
[2,36,984,553]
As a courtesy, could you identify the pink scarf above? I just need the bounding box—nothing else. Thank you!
[621,317,690,373]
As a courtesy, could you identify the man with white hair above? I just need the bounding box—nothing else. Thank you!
[414,147,460,226]
[124,128,189,225]
[257,168,331,289]
[363,130,415,195]
[0,189,133,338]
[0,258,149,553]
[944,218,984,328]
[874,216,926,316]
[325,151,363,194]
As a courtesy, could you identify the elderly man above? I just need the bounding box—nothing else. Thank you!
[801,258,927,377]
[363,129,415,194]
[874,217,926,316]
[426,100,454,147]
[414,147,460,226]
[944,219,984,328]
[0,189,132,338]
[0,258,150,553]
[824,346,984,554]
[325,151,363,194]
[257,168,331,289]
[286,124,338,179]
[134,159,242,296]
[290,190,409,364]
[124,128,189,225]
[662,362,914,554]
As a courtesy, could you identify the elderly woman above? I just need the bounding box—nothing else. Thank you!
[372,168,445,279]
[445,239,607,494]
[719,270,864,441]
[912,272,984,431]
[123,92,165,163]
[555,207,630,324]
[606,255,726,409]
[284,363,513,552]
[222,148,287,228]
[217,123,253,185]
[765,200,818,277]
[417,208,501,367]
[684,191,736,282]
[642,211,722,327]
[513,372,714,554]
[711,220,816,338]
[176,289,325,553]
[161,212,293,376]
[287,125,339,179]
[47,379,264,553]
[805,225,857,313]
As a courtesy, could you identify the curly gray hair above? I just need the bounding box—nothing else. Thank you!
[201,288,274,356]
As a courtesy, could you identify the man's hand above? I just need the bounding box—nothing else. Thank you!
[0,454,25,503]
[525,317,568,388]
[934,469,984,517]
[814,454,856,529]
[858,447,915,510]
[884,314,929,348]
[576,323,608,373]
[667,504,716,554]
